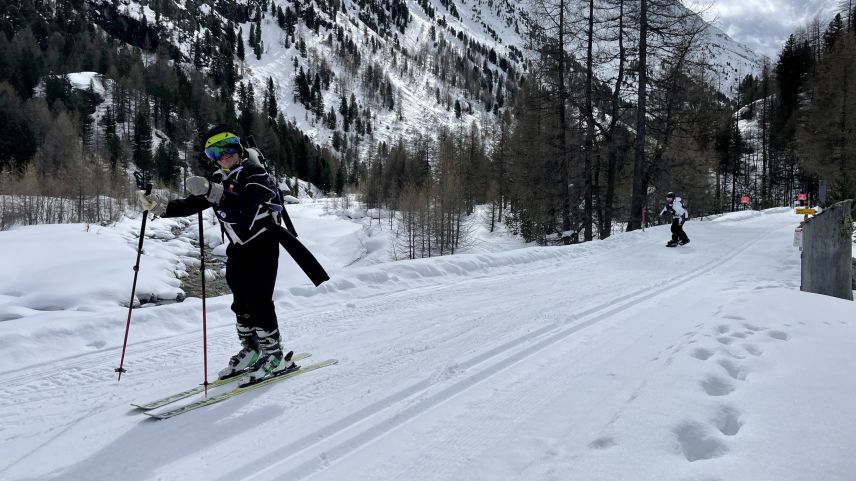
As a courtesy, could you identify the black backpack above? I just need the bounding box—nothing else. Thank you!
[242,135,299,237]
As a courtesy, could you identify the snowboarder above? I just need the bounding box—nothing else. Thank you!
[660,192,690,247]
[137,125,295,384]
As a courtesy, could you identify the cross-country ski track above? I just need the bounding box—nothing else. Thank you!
[2,207,855,481]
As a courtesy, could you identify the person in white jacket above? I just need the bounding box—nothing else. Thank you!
[660,192,690,247]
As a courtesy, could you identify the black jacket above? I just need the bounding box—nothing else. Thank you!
[163,162,279,245]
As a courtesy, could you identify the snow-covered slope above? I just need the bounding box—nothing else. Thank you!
[1,206,854,480]
[246,0,766,145]
[698,23,768,94]
[84,0,765,152]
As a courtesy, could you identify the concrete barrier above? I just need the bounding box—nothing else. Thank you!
[852,258,856,290]
[800,199,854,301]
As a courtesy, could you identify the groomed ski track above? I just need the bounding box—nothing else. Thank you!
[0,210,806,481]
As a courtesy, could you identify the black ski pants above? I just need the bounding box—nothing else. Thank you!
[671,218,689,244]
[225,231,280,331]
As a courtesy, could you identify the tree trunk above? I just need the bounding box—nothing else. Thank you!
[840,67,848,175]
[601,0,625,239]
[583,0,595,241]
[761,68,768,203]
[559,0,572,243]
[604,148,618,237]
[629,0,648,231]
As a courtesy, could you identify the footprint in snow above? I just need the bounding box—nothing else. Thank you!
[712,406,743,436]
[768,330,789,341]
[701,376,735,396]
[673,421,729,462]
[716,359,747,381]
[690,348,714,361]
[588,436,617,450]
[742,322,766,332]
[720,349,746,360]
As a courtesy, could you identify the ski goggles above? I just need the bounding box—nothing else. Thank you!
[204,134,242,162]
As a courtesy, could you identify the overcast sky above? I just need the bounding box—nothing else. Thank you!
[685,0,843,60]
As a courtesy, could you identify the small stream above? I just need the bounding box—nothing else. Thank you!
[181,240,230,300]
[136,223,231,307]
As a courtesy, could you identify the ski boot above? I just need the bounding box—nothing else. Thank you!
[666,240,678,247]
[218,321,260,380]
[244,328,297,384]
[678,239,690,246]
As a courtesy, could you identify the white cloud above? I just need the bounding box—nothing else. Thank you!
[685,0,841,59]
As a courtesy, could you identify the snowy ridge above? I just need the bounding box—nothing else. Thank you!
[698,26,767,93]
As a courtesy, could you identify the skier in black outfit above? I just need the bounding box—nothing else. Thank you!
[138,125,294,383]
[660,191,690,247]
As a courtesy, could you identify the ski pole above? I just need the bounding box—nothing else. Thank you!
[116,172,151,381]
[198,212,209,395]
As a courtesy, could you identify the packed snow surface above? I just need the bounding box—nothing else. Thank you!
[0,204,854,481]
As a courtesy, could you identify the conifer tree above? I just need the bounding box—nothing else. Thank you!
[78,83,97,150]
[266,76,279,121]
[133,109,154,175]
[335,159,346,194]
[326,107,337,129]
[348,93,358,123]
[823,14,845,49]
[155,140,181,186]
[254,16,263,59]
[0,86,36,172]
[237,28,245,61]
[102,106,122,169]
[294,67,310,105]
[44,74,72,108]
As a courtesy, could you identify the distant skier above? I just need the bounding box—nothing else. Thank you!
[660,192,690,247]
[137,125,296,384]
